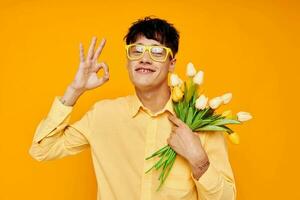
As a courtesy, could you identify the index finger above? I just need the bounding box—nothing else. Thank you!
[87,36,97,60]
[168,114,184,127]
[93,38,106,61]
[79,42,85,62]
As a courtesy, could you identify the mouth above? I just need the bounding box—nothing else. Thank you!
[135,67,156,74]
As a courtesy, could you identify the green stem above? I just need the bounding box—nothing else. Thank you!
[162,152,177,182]
[155,147,172,170]
[156,152,177,191]
[145,145,169,160]
[158,150,174,180]
[145,147,169,174]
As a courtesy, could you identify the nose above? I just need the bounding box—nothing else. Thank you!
[139,49,152,64]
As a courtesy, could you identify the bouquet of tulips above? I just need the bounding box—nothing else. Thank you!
[145,62,252,191]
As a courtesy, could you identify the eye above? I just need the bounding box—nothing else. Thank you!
[135,45,144,52]
[151,47,164,54]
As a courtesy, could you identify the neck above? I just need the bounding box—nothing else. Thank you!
[135,82,171,114]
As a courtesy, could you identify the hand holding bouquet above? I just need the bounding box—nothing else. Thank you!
[145,62,252,191]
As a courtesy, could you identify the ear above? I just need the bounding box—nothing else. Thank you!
[168,58,177,73]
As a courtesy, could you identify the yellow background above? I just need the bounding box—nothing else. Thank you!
[0,0,299,199]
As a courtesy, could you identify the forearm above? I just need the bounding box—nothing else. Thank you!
[61,85,84,106]
[29,96,90,162]
[189,131,236,199]
[29,108,73,161]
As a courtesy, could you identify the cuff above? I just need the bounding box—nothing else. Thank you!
[191,163,223,192]
[33,96,73,143]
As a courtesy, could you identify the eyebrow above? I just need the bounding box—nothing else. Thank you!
[136,42,160,46]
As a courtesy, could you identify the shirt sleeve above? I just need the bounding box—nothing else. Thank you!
[28,96,95,162]
[190,131,237,200]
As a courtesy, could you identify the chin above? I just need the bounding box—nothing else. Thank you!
[133,81,155,90]
[131,74,156,88]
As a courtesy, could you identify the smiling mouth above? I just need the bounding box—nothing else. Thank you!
[135,67,156,74]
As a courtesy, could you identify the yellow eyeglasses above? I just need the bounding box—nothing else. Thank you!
[125,44,174,62]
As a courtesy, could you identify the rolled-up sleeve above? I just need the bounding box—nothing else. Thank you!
[28,96,95,162]
[191,131,237,200]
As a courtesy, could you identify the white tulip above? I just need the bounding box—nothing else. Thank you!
[209,96,223,109]
[186,62,196,77]
[193,70,204,85]
[195,94,208,110]
[237,111,252,122]
[221,93,232,104]
[170,73,180,87]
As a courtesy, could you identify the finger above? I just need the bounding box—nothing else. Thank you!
[167,136,175,147]
[168,114,183,127]
[170,131,176,137]
[94,62,110,86]
[92,62,103,73]
[171,126,177,132]
[94,76,108,87]
[87,36,97,60]
[92,62,109,75]
[79,42,85,62]
[167,137,172,145]
[93,38,106,61]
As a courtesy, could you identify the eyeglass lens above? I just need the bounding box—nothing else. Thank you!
[128,44,167,61]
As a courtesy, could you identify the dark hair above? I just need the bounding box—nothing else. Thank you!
[123,16,180,58]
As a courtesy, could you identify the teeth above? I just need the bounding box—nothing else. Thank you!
[137,68,153,72]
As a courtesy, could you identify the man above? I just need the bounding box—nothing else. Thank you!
[29,17,236,200]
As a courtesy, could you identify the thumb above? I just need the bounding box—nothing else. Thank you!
[92,63,103,73]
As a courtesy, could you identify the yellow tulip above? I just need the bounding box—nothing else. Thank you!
[180,82,185,92]
[221,110,232,118]
[172,86,184,102]
[228,132,240,144]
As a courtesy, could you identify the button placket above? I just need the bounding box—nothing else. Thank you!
[140,116,158,200]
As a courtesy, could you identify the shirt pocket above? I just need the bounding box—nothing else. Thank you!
[159,155,196,199]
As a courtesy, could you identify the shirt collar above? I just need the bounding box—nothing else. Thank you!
[128,90,175,118]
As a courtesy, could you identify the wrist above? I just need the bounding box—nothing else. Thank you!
[68,83,85,95]
[69,85,85,96]
[190,156,210,180]
[61,85,84,106]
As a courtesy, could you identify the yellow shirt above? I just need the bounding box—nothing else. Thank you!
[29,92,236,200]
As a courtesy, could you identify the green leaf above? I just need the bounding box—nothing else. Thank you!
[191,109,199,124]
[185,80,195,104]
[198,119,214,127]
[219,125,234,134]
[186,107,194,126]
[210,119,241,126]
[191,88,198,107]
[193,110,205,122]
[173,103,180,117]
[190,119,210,130]
[177,101,183,119]
[183,81,188,103]
[195,125,229,132]
[203,108,214,118]
[183,104,189,122]
[195,108,210,121]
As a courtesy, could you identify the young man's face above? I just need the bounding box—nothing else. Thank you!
[126,35,176,91]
